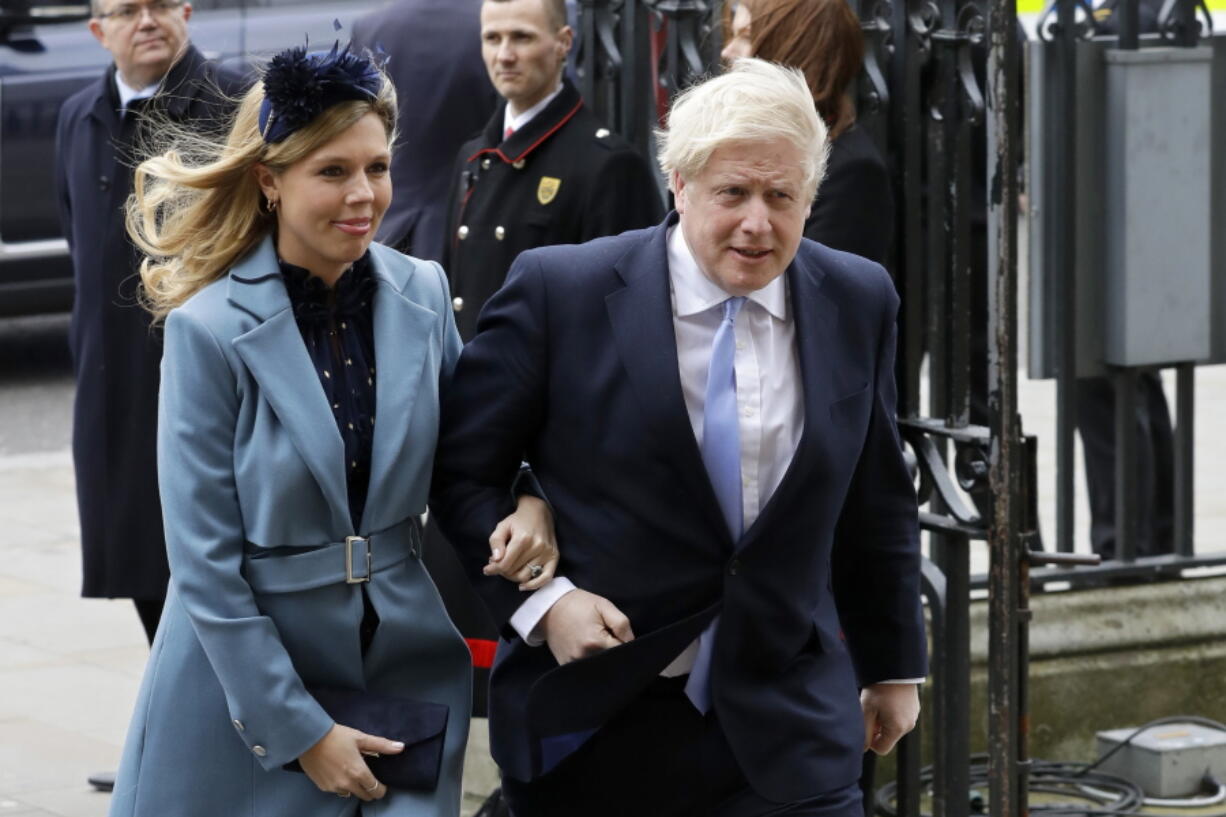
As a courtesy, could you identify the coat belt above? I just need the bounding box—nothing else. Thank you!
[241,516,423,594]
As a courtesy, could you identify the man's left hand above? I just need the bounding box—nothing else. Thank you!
[860,683,920,756]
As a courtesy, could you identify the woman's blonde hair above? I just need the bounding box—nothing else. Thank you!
[128,68,397,322]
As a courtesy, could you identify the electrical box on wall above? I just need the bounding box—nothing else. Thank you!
[1096,723,1226,797]
[1026,36,1226,378]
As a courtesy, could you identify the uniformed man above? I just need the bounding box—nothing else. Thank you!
[437,5,661,812]
[444,0,664,340]
[350,0,497,262]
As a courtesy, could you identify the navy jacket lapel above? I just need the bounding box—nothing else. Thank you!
[227,237,352,537]
[604,218,734,549]
[361,249,435,531]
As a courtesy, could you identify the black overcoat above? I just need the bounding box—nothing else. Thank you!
[54,45,238,599]
[805,123,894,265]
[443,78,664,340]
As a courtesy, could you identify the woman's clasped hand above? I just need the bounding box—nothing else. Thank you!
[298,495,559,799]
[485,495,559,591]
[299,724,403,801]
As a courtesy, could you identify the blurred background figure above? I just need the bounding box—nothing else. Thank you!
[54,0,240,792]
[721,0,894,265]
[350,0,498,262]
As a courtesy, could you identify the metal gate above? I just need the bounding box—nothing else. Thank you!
[572,1,1219,815]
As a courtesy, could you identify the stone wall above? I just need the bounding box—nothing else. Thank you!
[883,574,1226,785]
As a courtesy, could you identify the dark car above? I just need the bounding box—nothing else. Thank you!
[0,0,381,317]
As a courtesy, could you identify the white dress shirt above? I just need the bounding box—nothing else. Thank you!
[114,72,159,114]
[508,225,801,651]
[502,83,564,136]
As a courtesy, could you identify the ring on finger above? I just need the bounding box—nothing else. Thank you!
[528,563,544,579]
[363,780,380,792]
[336,790,351,798]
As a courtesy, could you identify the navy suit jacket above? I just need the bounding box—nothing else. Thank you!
[431,214,927,801]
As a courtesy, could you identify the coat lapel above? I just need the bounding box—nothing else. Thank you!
[361,249,435,531]
[740,251,840,548]
[604,219,734,550]
[228,237,353,536]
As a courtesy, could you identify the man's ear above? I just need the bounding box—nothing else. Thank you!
[556,25,574,58]
[182,2,193,22]
[88,18,106,46]
[672,171,688,214]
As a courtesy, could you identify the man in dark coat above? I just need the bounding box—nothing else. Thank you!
[54,0,239,651]
[443,0,663,340]
[350,0,497,262]
[433,58,925,817]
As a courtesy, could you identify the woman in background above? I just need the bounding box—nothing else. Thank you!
[723,0,895,264]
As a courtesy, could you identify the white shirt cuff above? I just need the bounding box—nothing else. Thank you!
[508,577,577,645]
[875,678,926,684]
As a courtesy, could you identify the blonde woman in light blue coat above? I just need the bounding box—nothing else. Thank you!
[108,45,558,816]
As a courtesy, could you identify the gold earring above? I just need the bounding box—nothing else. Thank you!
[268,198,279,212]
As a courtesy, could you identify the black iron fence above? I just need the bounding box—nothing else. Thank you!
[572,1,1225,815]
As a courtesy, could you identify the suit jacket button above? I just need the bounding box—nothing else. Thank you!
[495,226,506,241]
[481,157,491,170]
[232,719,244,732]
[457,225,469,240]
[98,175,110,191]
[252,745,267,757]
[452,296,464,312]
[729,558,740,576]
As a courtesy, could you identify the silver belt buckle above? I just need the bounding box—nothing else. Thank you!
[345,535,372,584]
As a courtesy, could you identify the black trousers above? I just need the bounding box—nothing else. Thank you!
[501,676,863,817]
[133,597,163,646]
[1075,373,1175,559]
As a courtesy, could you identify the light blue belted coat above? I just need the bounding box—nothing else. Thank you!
[109,237,473,817]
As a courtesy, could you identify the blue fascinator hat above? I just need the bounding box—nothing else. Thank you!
[259,41,382,144]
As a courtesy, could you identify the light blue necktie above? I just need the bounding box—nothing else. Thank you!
[685,295,747,713]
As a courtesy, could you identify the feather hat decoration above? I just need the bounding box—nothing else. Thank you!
[258,41,382,144]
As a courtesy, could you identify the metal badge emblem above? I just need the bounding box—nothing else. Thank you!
[537,176,561,205]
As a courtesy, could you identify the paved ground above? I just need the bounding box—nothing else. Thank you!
[1,312,1224,816]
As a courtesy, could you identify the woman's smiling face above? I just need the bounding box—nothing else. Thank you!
[257,112,392,283]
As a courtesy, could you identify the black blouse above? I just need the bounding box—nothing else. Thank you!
[280,252,378,532]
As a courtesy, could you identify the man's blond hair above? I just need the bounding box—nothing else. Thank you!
[657,58,829,203]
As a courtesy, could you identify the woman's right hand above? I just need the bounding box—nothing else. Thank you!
[298,723,404,801]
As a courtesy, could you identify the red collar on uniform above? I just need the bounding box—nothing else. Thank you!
[466,98,584,166]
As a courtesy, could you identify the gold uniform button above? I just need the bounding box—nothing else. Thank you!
[252,745,267,757]
[495,226,506,241]
[452,297,465,312]
[457,225,469,240]
[512,159,525,170]
[596,128,610,138]
[481,158,491,170]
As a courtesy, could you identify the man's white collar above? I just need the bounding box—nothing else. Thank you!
[667,224,788,320]
[114,70,161,110]
[503,83,565,136]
